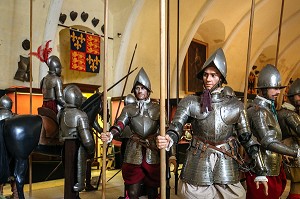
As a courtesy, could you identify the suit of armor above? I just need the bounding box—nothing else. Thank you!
[109,68,160,199]
[112,96,160,165]
[40,55,66,114]
[59,85,95,192]
[278,78,300,198]
[0,95,18,198]
[159,49,267,199]
[168,87,266,186]
[246,65,300,199]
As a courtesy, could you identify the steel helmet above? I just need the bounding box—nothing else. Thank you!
[256,64,286,89]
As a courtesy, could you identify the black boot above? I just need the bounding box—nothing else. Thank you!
[147,186,158,199]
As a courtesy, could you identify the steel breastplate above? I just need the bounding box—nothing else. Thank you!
[0,110,13,120]
[129,112,159,138]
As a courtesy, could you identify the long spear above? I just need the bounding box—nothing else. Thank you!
[160,0,167,198]
[102,0,108,198]
[243,0,255,106]
[114,44,138,123]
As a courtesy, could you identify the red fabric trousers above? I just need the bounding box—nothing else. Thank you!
[287,193,300,199]
[245,165,287,199]
[122,158,160,187]
[42,100,58,114]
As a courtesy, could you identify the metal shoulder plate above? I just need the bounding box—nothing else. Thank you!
[148,102,160,121]
[222,86,236,97]
[63,108,89,128]
[117,104,139,125]
[124,94,136,105]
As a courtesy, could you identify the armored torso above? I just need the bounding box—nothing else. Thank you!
[115,100,160,165]
[41,73,63,101]
[247,96,297,176]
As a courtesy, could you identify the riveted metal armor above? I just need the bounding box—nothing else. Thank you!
[288,78,300,97]
[131,67,152,93]
[256,64,286,89]
[196,48,227,84]
[167,88,266,186]
[59,85,94,192]
[248,96,298,176]
[111,97,160,165]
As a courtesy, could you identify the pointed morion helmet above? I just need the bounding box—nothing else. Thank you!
[287,78,300,97]
[131,67,152,93]
[196,48,227,84]
[256,64,286,89]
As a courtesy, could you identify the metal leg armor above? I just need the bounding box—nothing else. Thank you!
[73,145,87,192]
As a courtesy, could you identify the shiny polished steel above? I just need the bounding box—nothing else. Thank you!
[131,67,152,93]
[113,99,160,165]
[0,95,13,110]
[248,96,298,176]
[288,78,300,97]
[168,88,266,185]
[196,48,227,84]
[256,64,286,89]
[64,84,83,108]
[47,55,62,75]
[59,86,95,192]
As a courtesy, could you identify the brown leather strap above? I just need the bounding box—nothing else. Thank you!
[130,134,159,151]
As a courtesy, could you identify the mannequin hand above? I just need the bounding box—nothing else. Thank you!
[100,132,111,142]
[156,134,171,149]
[255,180,268,196]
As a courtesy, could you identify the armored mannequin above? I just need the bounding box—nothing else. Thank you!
[40,55,66,114]
[246,64,300,199]
[101,68,160,199]
[277,78,300,199]
[157,48,268,199]
[59,85,95,192]
[0,95,18,199]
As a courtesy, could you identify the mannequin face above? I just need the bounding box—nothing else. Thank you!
[202,66,221,90]
[134,84,149,100]
[266,88,281,101]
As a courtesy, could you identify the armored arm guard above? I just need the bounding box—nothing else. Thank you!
[78,115,95,155]
[167,96,193,143]
[92,120,103,133]
[55,78,66,106]
[236,109,267,175]
[251,109,298,157]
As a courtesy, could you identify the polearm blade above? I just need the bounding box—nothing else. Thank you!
[107,67,138,92]
[80,67,138,113]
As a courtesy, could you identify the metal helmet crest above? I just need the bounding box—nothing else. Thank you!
[131,67,152,93]
[287,78,300,97]
[196,48,227,84]
[0,95,13,110]
[256,64,286,89]
[63,84,83,108]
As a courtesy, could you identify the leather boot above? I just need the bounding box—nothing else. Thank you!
[147,186,158,199]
